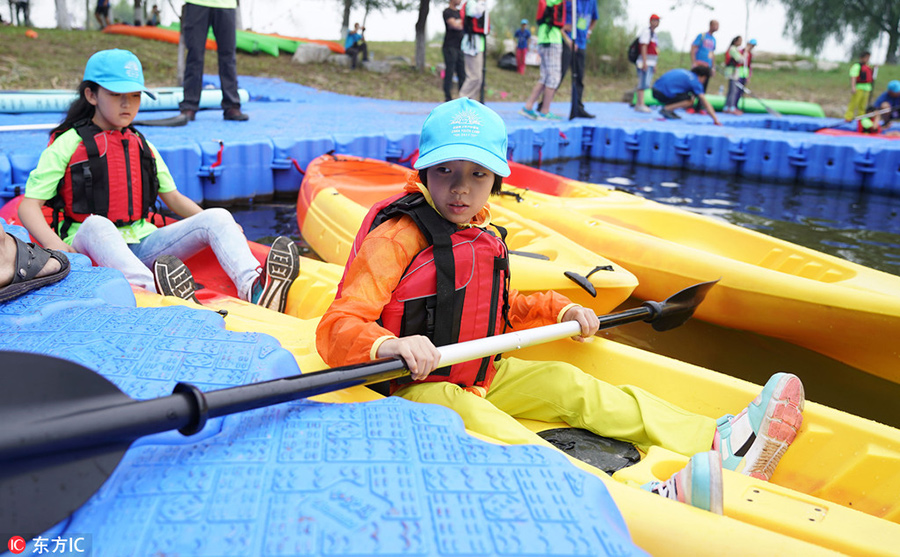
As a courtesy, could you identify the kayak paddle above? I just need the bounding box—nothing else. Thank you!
[0,279,715,539]
[815,106,892,132]
[732,80,781,117]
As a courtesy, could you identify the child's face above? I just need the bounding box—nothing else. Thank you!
[426,161,495,224]
[86,86,141,131]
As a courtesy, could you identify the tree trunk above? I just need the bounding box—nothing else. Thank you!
[341,0,352,41]
[414,0,429,71]
[887,27,899,65]
[55,0,71,29]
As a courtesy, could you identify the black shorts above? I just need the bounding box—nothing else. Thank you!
[95,4,109,16]
[652,88,692,106]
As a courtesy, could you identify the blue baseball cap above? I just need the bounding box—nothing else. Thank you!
[83,49,157,99]
[748,39,757,46]
[414,98,510,177]
[521,18,528,25]
[889,80,900,93]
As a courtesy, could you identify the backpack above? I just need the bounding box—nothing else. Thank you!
[627,36,640,63]
[498,52,518,71]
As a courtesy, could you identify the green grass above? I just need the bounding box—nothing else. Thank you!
[2,26,898,117]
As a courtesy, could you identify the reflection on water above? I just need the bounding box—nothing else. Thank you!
[537,158,900,276]
[534,158,900,427]
[230,162,900,428]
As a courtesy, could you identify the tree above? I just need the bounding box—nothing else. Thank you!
[765,0,900,64]
[337,0,415,41]
[55,0,71,29]
[413,0,428,71]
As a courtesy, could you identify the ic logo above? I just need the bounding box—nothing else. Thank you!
[7,536,26,554]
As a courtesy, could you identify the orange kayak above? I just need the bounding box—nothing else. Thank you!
[102,24,218,50]
[297,154,639,315]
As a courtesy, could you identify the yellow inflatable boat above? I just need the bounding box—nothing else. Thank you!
[135,286,900,557]
[490,162,900,385]
[296,154,638,315]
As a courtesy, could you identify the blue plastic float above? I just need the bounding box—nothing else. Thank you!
[0,221,642,556]
[1,76,899,209]
[0,87,250,113]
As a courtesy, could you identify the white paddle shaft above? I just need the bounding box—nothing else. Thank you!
[437,320,583,367]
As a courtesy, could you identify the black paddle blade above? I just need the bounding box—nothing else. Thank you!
[0,352,133,540]
[643,279,719,331]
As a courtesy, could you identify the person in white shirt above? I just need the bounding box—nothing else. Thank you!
[634,13,660,113]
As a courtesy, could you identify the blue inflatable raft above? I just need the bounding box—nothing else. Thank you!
[0,220,641,556]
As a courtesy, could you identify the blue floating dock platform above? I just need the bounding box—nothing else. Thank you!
[0,219,641,556]
[2,75,897,208]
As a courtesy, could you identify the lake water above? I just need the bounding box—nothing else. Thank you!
[230,160,900,427]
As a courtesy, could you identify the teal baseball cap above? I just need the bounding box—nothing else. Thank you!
[889,80,900,93]
[521,18,528,25]
[83,49,157,99]
[414,98,510,177]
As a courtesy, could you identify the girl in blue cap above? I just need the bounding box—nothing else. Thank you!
[317,97,805,513]
[17,49,299,311]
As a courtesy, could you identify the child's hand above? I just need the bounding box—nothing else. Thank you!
[562,306,599,341]
[46,239,78,253]
[377,336,442,380]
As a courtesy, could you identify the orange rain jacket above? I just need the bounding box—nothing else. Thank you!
[316,174,576,379]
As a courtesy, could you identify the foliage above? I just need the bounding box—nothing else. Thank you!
[656,30,675,52]
[337,0,416,34]
[113,0,137,25]
[765,0,900,64]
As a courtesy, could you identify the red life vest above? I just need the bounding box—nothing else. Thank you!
[858,63,874,85]
[460,1,489,34]
[47,121,160,236]
[536,0,566,28]
[339,191,511,393]
[725,48,738,67]
[857,118,881,134]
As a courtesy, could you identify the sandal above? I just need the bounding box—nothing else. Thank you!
[0,233,71,303]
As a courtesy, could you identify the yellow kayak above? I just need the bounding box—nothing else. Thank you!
[493,162,900,384]
[296,154,638,315]
[134,289,900,556]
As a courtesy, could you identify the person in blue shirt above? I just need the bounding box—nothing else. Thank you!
[690,19,718,71]
[514,19,531,75]
[345,23,369,70]
[874,80,900,130]
[565,0,599,119]
[652,66,721,124]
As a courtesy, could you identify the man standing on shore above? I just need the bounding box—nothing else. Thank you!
[458,0,489,102]
[179,0,249,122]
[566,0,599,119]
[690,19,718,72]
[519,0,570,120]
[633,14,660,113]
[442,0,466,102]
